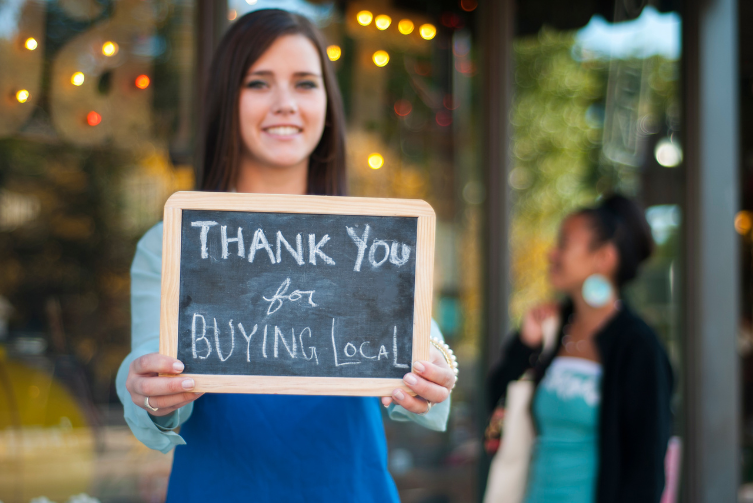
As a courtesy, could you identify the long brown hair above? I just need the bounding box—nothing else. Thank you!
[199,9,346,196]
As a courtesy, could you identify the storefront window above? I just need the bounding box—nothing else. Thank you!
[0,1,195,501]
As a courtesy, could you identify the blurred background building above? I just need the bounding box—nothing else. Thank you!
[0,0,745,501]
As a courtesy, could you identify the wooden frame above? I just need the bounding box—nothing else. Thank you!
[159,191,435,396]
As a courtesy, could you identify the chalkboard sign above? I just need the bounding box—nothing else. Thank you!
[159,192,435,396]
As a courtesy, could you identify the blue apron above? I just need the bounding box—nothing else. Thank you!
[166,393,400,503]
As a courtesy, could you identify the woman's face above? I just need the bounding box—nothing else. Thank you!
[238,34,327,171]
[548,214,616,294]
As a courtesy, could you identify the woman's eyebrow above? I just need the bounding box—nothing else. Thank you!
[246,70,322,78]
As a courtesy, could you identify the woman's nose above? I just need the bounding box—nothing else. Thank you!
[272,87,297,115]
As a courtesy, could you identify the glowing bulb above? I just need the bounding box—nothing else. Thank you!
[326,45,342,61]
[419,24,437,40]
[357,10,373,26]
[398,19,414,35]
[375,15,391,30]
[102,41,118,57]
[87,111,102,126]
[228,9,237,20]
[246,0,257,4]
[71,72,85,86]
[24,38,38,50]
[368,153,384,170]
[15,90,29,103]
[372,50,390,67]
[736,211,753,235]
[135,74,150,89]
[654,138,682,168]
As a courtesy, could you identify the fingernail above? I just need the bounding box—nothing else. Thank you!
[182,379,195,389]
[413,361,425,373]
[173,361,184,373]
[404,373,418,385]
[393,389,405,400]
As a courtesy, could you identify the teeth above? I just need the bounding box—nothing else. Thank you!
[266,126,300,136]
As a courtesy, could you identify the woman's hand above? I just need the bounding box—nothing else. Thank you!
[126,353,203,417]
[380,344,456,414]
[520,303,559,348]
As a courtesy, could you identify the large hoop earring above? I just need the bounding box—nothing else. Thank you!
[582,274,614,308]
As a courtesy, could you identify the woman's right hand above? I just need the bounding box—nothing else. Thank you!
[520,303,559,348]
[126,353,203,417]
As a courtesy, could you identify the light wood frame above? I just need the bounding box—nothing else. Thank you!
[159,191,435,396]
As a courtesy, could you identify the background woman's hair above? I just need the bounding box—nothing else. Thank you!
[578,194,654,287]
[199,9,346,196]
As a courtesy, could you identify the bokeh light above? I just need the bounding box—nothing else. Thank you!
[736,211,753,235]
[654,138,682,167]
[71,72,85,86]
[357,10,373,26]
[394,100,412,117]
[135,74,150,89]
[372,50,390,67]
[443,94,459,110]
[435,110,452,126]
[398,19,414,35]
[419,24,437,40]
[87,111,102,126]
[326,45,342,61]
[460,0,478,12]
[15,90,29,103]
[375,15,391,30]
[102,41,118,57]
[228,9,237,21]
[24,38,38,51]
[368,153,384,169]
[246,0,257,4]
[441,13,460,28]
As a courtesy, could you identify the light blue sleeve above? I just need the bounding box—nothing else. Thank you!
[386,319,452,432]
[115,222,194,454]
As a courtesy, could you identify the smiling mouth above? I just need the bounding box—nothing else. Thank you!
[264,126,302,136]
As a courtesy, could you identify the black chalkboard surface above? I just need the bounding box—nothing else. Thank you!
[159,192,436,396]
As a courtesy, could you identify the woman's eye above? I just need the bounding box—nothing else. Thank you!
[296,80,318,90]
[245,80,267,89]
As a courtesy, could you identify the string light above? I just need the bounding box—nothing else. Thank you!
[375,15,391,30]
[394,100,412,117]
[736,211,752,235]
[419,24,437,40]
[357,10,373,26]
[71,72,85,86]
[326,45,342,61]
[24,38,38,50]
[15,90,29,103]
[228,9,237,20]
[398,19,414,35]
[460,0,478,11]
[102,41,118,57]
[368,153,384,169]
[436,110,452,127]
[87,111,102,126]
[372,50,389,67]
[135,74,150,89]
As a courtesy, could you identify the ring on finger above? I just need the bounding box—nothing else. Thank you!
[144,396,159,413]
[417,400,433,416]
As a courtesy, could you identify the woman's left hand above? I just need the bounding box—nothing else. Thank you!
[380,344,456,414]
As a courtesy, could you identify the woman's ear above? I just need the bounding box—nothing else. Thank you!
[597,242,620,280]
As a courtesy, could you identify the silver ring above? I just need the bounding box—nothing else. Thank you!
[144,396,159,413]
[417,400,433,416]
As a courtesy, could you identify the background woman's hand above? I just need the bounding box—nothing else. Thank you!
[126,353,203,417]
[520,303,559,348]
[380,344,456,414]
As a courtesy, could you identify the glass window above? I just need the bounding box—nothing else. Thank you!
[0,1,195,501]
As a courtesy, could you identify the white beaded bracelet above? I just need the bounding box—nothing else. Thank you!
[430,337,459,384]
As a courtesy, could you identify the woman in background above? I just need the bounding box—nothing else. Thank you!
[488,195,673,503]
[116,10,456,503]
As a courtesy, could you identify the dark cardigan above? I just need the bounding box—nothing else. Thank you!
[487,302,674,503]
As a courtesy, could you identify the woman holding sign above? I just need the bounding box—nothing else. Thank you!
[116,9,457,503]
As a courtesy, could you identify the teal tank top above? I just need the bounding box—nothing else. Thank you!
[524,357,602,503]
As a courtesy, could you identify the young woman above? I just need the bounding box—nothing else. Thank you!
[487,195,673,503]
[116,10,456,502]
